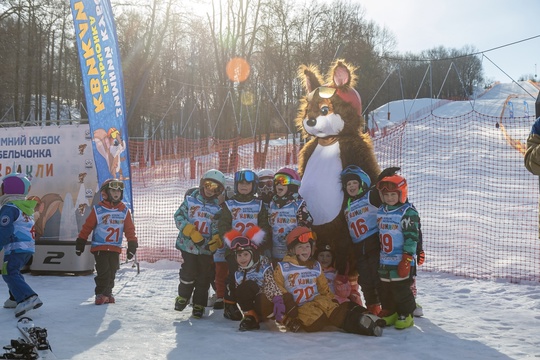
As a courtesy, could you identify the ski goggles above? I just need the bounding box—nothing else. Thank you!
[258,179,273,188]
[234,170,257,183]
[376,180,400,192]
[296,231,317,243]
[230,236,254,251]
[203,180,222,193]
[107,181,124,190]
[274,174,300,186]
[307,86,337,101]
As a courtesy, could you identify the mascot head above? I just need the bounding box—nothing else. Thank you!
[296,60,363,139]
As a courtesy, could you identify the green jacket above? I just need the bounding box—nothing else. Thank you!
[525,133,540,175]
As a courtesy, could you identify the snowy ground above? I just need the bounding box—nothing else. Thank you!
[0,260,539,359]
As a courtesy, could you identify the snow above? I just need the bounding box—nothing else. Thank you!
[2,82,540,359]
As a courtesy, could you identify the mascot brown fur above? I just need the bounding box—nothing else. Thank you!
[296,60,381,279]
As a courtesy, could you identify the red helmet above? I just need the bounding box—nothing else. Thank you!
[285,226,316,250]
[377,174,407,204]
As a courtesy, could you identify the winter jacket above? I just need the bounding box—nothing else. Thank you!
[77,199,137,254]
[525,133,540,175]
[174,189,220,256]
[377,202,420,281]
[273,254,338,327]
[0,195,37,254]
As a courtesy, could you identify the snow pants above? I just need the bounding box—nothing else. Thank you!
[93,250,120,296]
[353,234,382,306]
[2,253,37,303]
[178,251,213,307]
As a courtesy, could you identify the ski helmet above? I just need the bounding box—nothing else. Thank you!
[285,226,316,251]
[223,226,265,269]
[1,173,31,196]
[377,174,408,204]
[257,169,275,198]
[100,179,124,204]
[200,169,225,199]
[233,169,258,196]
[274,167,301,194]
[340,165,371,196]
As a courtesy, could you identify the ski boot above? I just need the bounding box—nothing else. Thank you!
[174,295,188,311]
[239,311,260,331]
[223,301,242,321]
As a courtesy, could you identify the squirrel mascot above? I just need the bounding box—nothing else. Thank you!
[296,60,381,302]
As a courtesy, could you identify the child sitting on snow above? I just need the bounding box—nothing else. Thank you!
[272,226,384,336]
[223,226,281,331]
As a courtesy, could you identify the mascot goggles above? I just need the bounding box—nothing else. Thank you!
[234,170,256,183]
[203,180,222,193]
[107,181,124,190]
[307,86,336,101]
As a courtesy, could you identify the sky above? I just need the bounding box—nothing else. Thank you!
[358,0,540,83]
[1,81,539,359]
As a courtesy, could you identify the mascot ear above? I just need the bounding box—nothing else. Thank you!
[299,65,323,93]
[332,60,352,87]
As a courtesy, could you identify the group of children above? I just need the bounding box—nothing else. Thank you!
[173,164,423,335]
[1,164,422,336]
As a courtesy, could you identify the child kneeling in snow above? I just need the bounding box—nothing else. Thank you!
[272,226,384,336]
[223,226,281,331]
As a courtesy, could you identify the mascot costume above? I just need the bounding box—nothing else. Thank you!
[296,60,381,288]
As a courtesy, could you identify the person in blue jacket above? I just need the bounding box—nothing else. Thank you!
[0,173,42,318]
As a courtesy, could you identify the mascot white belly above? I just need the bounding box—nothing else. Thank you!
[299,141,343,225]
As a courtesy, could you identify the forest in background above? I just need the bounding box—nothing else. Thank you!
[0,0,497,140]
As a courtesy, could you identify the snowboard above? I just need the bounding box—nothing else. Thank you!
[16,317,57,360]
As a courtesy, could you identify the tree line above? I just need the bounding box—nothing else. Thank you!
[0,0,486,140]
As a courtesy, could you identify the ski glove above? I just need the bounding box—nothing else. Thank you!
[334,274,352,298]
[417,250,425,266]
[397,254,414,278]
[207,234,223,252]
[75,238,87,256]
[182,224,204,243]
[127,241,138,260]
[282,292,298,319]
[272,296,286,322]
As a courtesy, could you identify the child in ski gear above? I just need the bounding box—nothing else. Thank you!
[315,244,350,304]
[218,169,271,320]
[0,173,43,317]
[341,165,383,315]
[376,174,420,329]
[267,168,313,264]
[256,169,275,207]
[174,169,224,318]
[525,116,540,236]
[223,226,281,331]
[76,178,138,305]
[273,226,384,336]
